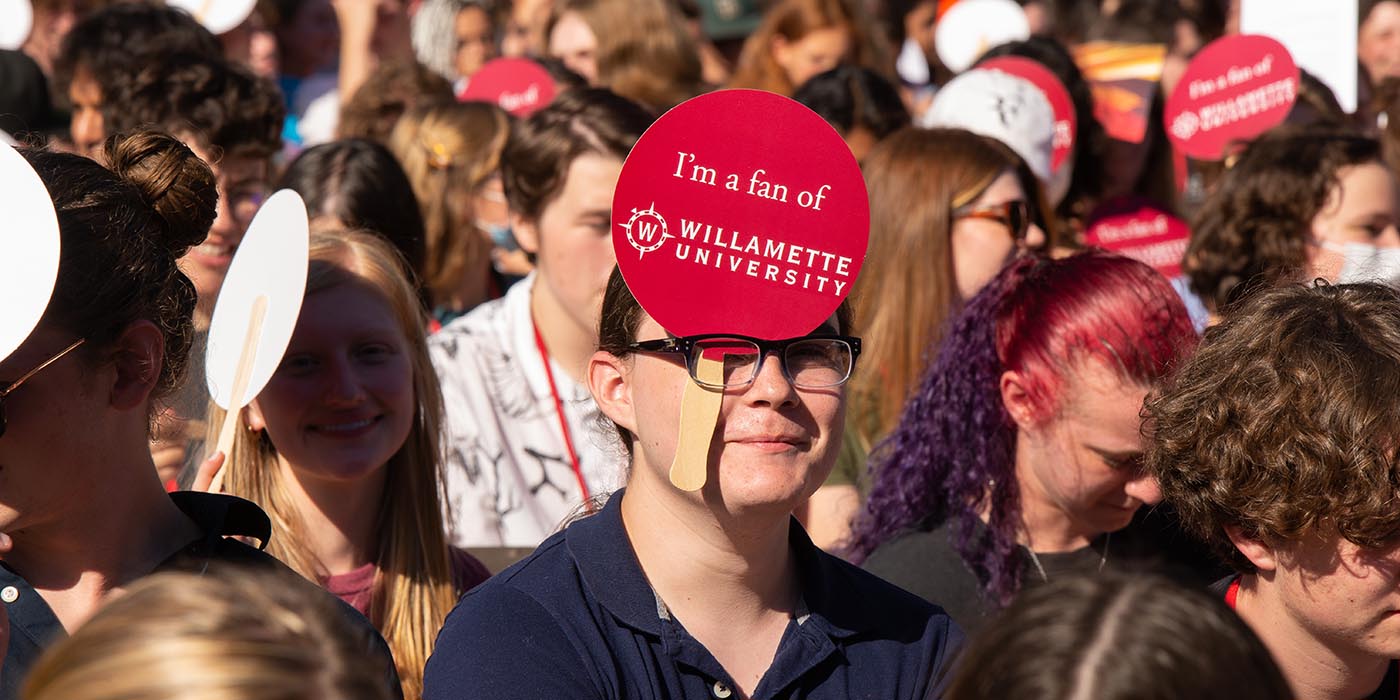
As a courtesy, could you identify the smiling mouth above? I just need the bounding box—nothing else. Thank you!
[311,417,380,434]
[189,242,238,264]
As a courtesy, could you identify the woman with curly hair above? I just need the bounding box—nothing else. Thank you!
[1186,128,1400,318]
[726,0,890,97]
[847,251,1199,634]
[1146,282,1400,700]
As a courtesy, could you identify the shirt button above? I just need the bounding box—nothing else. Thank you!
[1,586,17,603]
[711,681,732,699]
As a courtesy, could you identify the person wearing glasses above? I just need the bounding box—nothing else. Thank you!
[0,132,397,698]
[84,51,285,487]
[802,126,1051,552]
[845,251,1200,636]
[423,268,962,699]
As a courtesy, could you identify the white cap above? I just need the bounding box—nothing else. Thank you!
[919,68,1054,183]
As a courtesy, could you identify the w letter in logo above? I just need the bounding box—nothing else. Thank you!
[622,203,671,259]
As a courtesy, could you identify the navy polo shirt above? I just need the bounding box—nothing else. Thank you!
[424,488,963,699]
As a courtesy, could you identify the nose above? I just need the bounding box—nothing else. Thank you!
[323,357,365,405]
[742,354,799,407]
[1379,223,1400,247]
[1024,222,1048,251]
[210,187,237,238]
[1124,472,1163,506]
[71,109,103,158]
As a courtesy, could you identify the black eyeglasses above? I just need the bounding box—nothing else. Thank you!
[952,200,1031,241]
[627,334,862,389]
[0,338,85,439]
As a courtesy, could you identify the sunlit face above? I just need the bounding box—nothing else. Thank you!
[1308,162,1400,281]
[622,315,846,514]
[67,69,103,159]
[548,11,598,84]
[1361,1,1400,81]
[517,153,621,342]
[455,5,496,79]
[1271,533,1400,663]
[950,169,1047,300]
[180,142,271,317]
[248,281,415,486]
[1015,359,1160,539]
[772,26,851,90]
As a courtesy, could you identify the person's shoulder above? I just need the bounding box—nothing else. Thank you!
[449,546,492,593]
[430,290,514,352]
[862,523,962,582]
[819,547,952,626]
[426,533,602,699]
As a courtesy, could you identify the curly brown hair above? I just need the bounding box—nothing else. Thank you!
[1185,128,1381,313]
[106,53,285,159]
[1145,282,1400,572]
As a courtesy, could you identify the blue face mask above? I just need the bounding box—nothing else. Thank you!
[479,221,518,251]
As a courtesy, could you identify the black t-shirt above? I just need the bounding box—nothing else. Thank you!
[864,505,1227,637]
[0,492,402,700]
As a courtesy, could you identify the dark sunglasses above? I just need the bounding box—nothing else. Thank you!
[952,200,1032,241]
[0,338,85,439]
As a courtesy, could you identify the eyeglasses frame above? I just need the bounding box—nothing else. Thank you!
[626,333,863,390]
[952,199,1032,241]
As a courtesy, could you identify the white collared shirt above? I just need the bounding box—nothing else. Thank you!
[430,273,626,547]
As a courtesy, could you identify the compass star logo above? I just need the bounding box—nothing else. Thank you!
[621,203,671,259]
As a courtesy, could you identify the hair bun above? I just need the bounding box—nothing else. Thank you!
[105,130,218,254]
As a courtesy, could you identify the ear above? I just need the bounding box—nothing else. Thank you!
[587,349,637,437]
[108,320,165,411]
[511,213,540,254]
[999,370,1039,431]
[1225,524,1279,573]
[245,400,267,432]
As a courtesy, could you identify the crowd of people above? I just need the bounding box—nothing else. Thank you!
[4,0,1400,699]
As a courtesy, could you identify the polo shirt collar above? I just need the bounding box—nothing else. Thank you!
[567,488,871,641]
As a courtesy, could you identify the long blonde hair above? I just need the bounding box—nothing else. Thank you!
[209,229,456,699]
[388,101,510,313]
[851,128,1029,449]
[23,568,392,700]
[727,0,889,96]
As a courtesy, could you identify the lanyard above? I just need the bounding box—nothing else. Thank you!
[532,319,590,502]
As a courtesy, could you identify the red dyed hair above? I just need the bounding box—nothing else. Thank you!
[997,252,1199,421]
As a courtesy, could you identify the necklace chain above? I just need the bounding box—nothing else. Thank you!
[1025,533,1110,583]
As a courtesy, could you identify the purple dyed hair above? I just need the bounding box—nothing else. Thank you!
[846,250,1198,606]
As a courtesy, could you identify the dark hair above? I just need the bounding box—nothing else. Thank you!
[848,251,1198,604]
[533,57,590,92]
[791,65,910,143]
[978,36,1108,229]
[278,139,428,281]
[596,267,853,452]
[104,53,285,159]
[946,572,1291,700]
[22,130,217,406]
[336,59,455,145]
[1147,282,1400,572]
[54,2,221,109]
[1186,128,1382,313]
[501,88,652,222]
